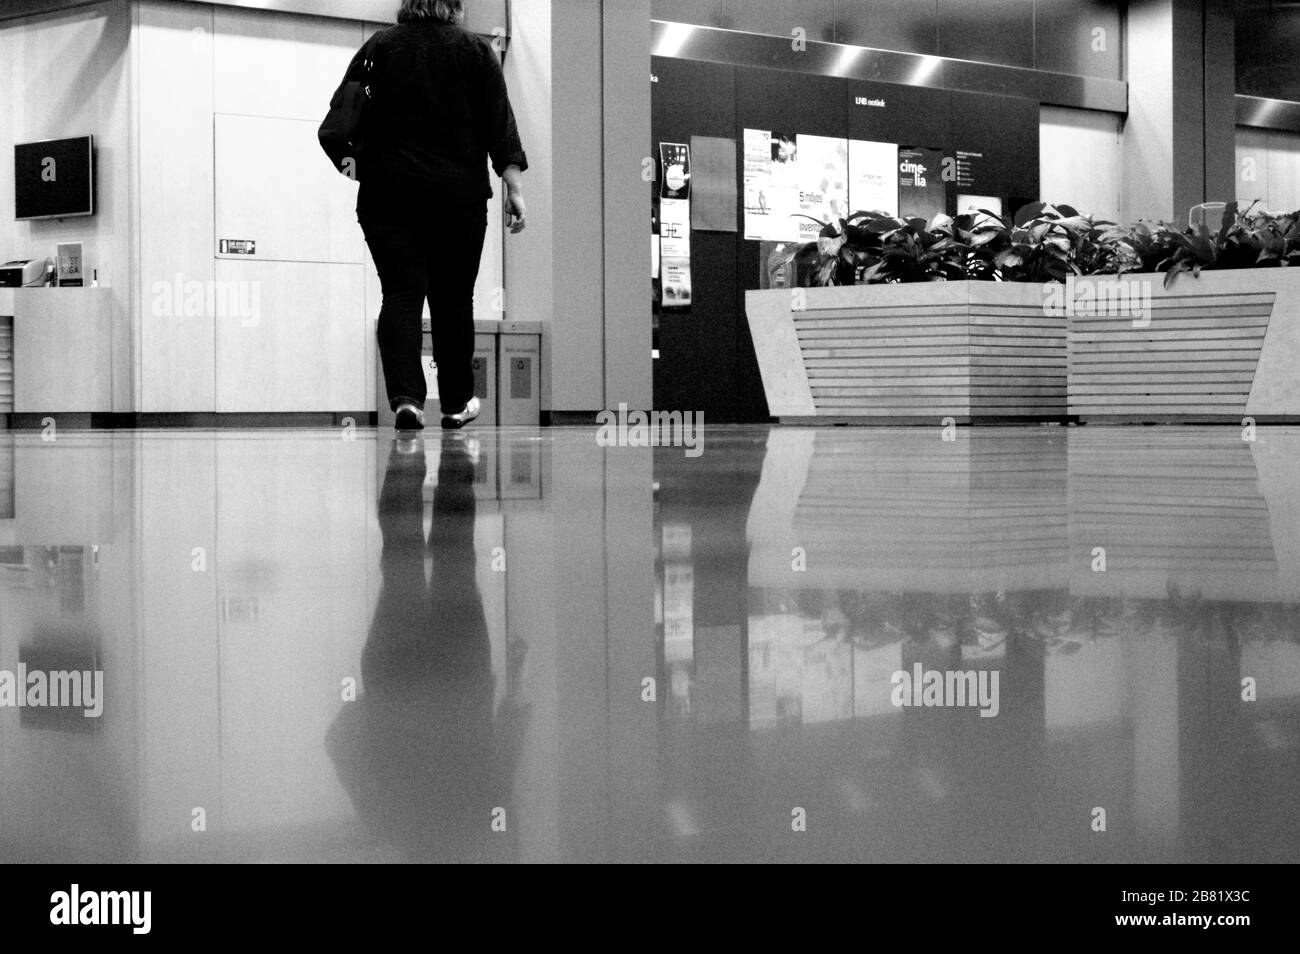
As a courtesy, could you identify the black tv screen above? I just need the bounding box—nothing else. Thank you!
[14,135,95,220]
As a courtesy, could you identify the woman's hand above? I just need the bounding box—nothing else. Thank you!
[505,190,527,234]
[502,165,526,234]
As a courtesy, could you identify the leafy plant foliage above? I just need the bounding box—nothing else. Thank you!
[791,201,1300,289]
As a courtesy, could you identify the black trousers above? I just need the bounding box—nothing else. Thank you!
[361,198,488,415]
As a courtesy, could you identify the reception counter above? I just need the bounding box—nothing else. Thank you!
[3,287,127,427]
[0,288,12,416]
[3,289,545,429]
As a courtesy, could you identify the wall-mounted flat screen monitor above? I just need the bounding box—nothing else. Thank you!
[14,135,95,220]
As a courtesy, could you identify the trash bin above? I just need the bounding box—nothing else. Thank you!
[497,320,542,427]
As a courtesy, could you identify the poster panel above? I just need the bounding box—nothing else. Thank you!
[659,196,691,259]
[659,142,693,309]
[848,139,899,217]
[743,129,800,242]
[795,134,849,242]
[660,142,691,200]
[662,258,693,308]
[897,146,946,221]
[690,135,738,232]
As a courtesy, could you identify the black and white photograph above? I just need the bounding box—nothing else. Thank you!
[0,0,1297,930]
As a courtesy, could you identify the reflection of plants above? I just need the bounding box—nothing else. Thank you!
[764,587,1300,660]
[966,590,1073,655]
[835,590,972,655]
[1067,596,1129,641]
[1162,583,1300,658]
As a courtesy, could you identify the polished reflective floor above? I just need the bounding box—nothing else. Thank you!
[1,425,1297,863]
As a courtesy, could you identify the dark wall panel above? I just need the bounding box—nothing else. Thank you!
[656,0,1126,79]
[834,0,939,54]
[650,0,836,38]
[653,58,1041,422]
[652,57,744,423]
[1033,0,1124,80]
[938,0,1035,68]
[1270,3,1300,101]
[653,58,739,152]
[651,0,734,28]
[847,80,950,148]
[734,0,837,43]
[948,89,1040,206]
[1235,0,1300,101]
[1235,0,1273,97]
[737,66,852,139]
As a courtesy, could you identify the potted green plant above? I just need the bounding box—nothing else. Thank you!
[747,201,1300,422]
[792,203,1125,287]
[748,208,1072,421]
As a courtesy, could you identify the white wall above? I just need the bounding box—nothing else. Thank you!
[133,0,215,412]
[504,0,556,408]
[4,0,637,417]
[1040,105,1123,222]
[135,2,371,413]
[3,1,507,415]
[0,0,133,410]
[1236,126,1300,213]
[601,0,652,411]
[505,0,652,414]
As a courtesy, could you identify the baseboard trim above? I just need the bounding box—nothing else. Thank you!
[6,412,378,429]
[541,411,603,427]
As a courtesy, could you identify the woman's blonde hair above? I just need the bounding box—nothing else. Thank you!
[397,0,465,25]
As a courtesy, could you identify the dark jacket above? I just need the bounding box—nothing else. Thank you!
[334,20,528,217]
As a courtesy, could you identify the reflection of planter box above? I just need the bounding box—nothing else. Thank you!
[1067,270,1300,422]
[745,283,1066,422]
[746,429,1069,593]
[1066,429,1284,600]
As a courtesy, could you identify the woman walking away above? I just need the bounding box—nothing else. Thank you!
[334,0,528,431]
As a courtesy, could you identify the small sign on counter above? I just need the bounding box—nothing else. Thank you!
[56,243,83,287]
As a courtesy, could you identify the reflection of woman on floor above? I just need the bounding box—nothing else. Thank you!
[327,435,526,863]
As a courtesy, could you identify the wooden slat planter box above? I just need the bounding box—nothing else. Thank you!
[745,283,1067,423]
[1066,269,1300,422]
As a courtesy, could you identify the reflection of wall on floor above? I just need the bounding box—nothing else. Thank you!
[0,433,12,520]
[697,426,1300,859]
